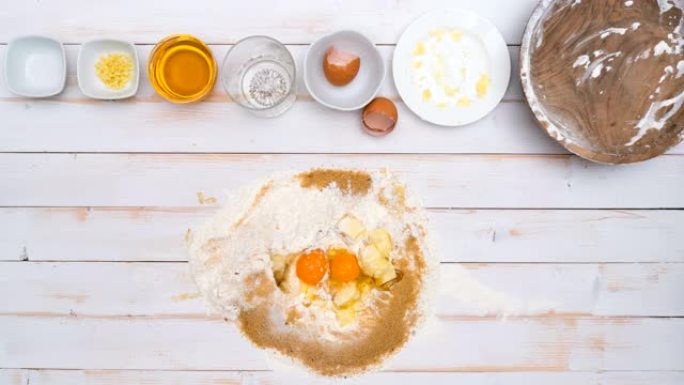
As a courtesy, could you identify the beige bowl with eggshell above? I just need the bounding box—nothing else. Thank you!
[520,0,684,164]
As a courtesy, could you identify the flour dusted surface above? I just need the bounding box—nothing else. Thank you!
[188,169,435,363]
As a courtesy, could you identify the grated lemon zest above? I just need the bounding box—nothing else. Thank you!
[95,53,133,90]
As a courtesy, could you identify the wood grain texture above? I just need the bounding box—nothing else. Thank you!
[2,207,682,262]
[1,315,682,371]
[0,44,681,155]
[0,370,28,385]
[0,0,682,380]
[0,0,538,45]
[1,262,683,317]
[1,153,683,208]
[3,262,682,371]
[0,45,548,155]
[9,369,684,385]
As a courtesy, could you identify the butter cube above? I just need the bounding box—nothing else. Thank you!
[337,214,366,241]
[375,266,398,286]
[369,228,393,257]
[359,244,393,279]
[333,282,359,307]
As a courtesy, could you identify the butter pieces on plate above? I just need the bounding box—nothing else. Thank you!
[393,9,510,126]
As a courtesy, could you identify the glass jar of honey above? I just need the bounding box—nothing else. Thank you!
[148,34,217,103]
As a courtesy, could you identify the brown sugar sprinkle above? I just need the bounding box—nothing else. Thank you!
[298,169,372,196]
[237,235,426,377]
[243,271,276,305]
[198,237,227,268]
[196,191,217,205]
[377,184,410,216]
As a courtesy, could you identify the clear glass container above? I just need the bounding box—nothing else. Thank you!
[148,34,217,104]
[221,36,296,117]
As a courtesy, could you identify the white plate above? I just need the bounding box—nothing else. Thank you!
[393,9,510,126]
[4,36,66,98]
[77,39,139,100]
[304,30,385,111]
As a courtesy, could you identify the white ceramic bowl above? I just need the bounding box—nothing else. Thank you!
[77,39,139,99]
[393,9,511,126]
[304,30,385,111]
[4,36,66,98]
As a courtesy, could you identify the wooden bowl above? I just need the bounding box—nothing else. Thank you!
[520,0,684,164]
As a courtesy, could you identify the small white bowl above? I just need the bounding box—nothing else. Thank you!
[4,36,66,98]
[77,39,139,100]
[304,30,385,111]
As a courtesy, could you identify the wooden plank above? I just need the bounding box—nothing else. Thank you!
[1,315,682,371]
[0,0,538,45]
[1,45,681,155]
[0,370,28,385]
[20,369,684,385]
[433,209,684,263]
[0,100,553,154]
[1,153,683,208]
[2,208,683,262]
[1,262,682,317]
[0,46,563,156]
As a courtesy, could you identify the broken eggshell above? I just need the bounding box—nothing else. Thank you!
[362,97,398,136]
[323,47,361,86]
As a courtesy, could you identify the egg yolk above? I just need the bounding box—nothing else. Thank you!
[296,249,328,285]
[329,248,361,283]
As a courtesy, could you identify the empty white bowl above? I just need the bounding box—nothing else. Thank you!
[304,30,385,111]
[4,36,66,98]
[77,39,139,99]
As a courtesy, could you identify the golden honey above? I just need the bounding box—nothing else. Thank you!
[148,34,217,103]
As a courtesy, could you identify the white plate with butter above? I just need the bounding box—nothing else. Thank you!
[393,9,510,126]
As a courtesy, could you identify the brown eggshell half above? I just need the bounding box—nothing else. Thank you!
[323,47,361,86]
[362,97,398,136]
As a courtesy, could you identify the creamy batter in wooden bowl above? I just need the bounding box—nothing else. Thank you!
[521,0,684,164]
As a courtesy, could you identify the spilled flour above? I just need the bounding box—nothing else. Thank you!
[187,168,553,377]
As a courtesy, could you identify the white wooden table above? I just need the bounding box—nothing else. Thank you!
[1,1,683,384]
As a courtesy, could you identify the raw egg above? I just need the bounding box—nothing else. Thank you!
[323,47,360,86]
[328,248,361,283]
[296,249,328,285]
[362,97,398,136]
